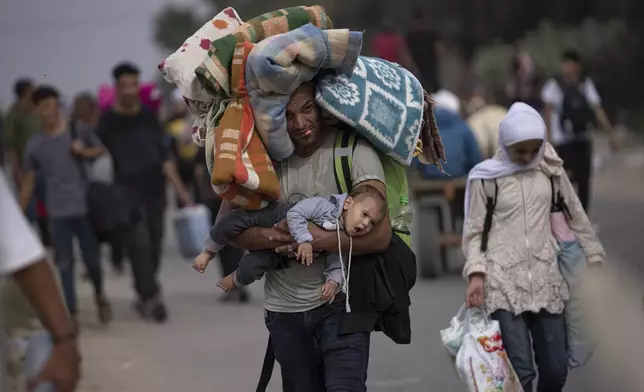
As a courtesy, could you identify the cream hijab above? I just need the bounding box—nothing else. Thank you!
[462,102,548,233]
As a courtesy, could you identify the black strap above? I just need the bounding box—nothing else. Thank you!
[339,131,354,193]
[550,176,572,220]
[256,337,275,392]
[480,179,498,252]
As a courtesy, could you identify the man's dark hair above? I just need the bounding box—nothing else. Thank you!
[74,91,96,106]
[32,85,60,106]
[112,62,140,81]
[561,49,582,64]
[14,78,34,99]
[349,184,388,216]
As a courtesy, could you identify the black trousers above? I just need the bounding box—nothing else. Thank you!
[110,198,166,274]
[555,139,593,213]
[203,197,245,278]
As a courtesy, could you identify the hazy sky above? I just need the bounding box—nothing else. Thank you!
[0,0,202,109]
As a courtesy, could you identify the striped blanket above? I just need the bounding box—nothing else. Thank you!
[246,23,363,160]
[194,5,333,208]
[316,56,442,166]
[205,42,280,209]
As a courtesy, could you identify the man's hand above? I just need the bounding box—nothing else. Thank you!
[608,133,620,153]
[231,226,294,251]
[274,219,289,233]
[70,140,85,156]
[296,242,314,266]
[28,340,81,392]
[178,190,194,207]
[275,224,335,255]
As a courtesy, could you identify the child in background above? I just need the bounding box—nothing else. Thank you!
[193,184,387,302]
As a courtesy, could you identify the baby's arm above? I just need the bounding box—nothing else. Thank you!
[286,197,331,244]
[324,253,344,285]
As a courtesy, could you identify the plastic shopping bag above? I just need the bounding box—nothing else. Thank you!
[455,308,523,392]
[173,205,211,259]
[441,304,467,362]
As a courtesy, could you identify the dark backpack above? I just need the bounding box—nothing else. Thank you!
[556,77,595,137]
[479,177,571,251]
[69,122,134,238]
[332,129,417,344]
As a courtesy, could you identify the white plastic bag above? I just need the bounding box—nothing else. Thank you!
[173,204,211,259]
[441,304,467,362]
[455,308,523,392]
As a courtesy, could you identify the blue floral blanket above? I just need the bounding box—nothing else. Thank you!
[315,56,425,165]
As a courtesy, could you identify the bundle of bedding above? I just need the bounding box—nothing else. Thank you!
[161,5,334,209]
[159,4,445,210]
[316,56,444,167]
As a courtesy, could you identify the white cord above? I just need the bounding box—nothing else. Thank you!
[335,219,353,313]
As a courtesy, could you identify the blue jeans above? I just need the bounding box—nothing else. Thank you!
[265,304,370,392]
[492,310,568,392]
[51,215,103,315]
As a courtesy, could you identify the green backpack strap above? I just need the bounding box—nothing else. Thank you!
[333,130,359,194]
[333,130,412,248]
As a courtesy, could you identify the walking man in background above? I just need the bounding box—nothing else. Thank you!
[18,86,112,328]
[96,62,192,322]
[541,49,619,213]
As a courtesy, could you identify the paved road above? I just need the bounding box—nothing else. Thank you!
[74,145,644,392]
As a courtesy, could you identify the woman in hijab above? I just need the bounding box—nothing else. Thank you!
[462,102,606,392]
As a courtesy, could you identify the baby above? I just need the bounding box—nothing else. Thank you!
[193,184,387,301]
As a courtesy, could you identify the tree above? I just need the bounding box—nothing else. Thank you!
[153,5,205,52]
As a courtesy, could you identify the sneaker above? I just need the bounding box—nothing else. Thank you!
[96,295,113,325]
[238,289,250,303]
[150,301,168,323]
[135,296,168,323]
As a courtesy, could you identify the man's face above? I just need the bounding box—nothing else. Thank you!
[116,73,140,106]
[74,99,97,123]
[561,60,581,85]
[36,97,60,127]
[286,83,321,148]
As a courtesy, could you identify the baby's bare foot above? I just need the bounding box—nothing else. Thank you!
[217,274,236,293]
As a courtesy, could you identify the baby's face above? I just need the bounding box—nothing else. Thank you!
[342,197,385,237]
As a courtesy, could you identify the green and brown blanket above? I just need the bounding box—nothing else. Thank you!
[194,5,333,208]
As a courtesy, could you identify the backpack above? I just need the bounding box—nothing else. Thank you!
[556,77,595,137]
[69,122,134,238]
[332,129,417,344]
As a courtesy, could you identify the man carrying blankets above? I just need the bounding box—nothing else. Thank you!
[160,5,446,391]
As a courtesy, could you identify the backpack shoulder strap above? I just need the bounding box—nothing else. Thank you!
[69,121,89,181]
[550,175,572,219]
[480,178,498,252]
[333,129,359,194]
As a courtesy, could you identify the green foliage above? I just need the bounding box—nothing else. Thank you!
[470,19,628,99]
[153,5,205,52]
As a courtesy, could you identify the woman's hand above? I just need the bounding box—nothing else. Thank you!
[466,273,485,308]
